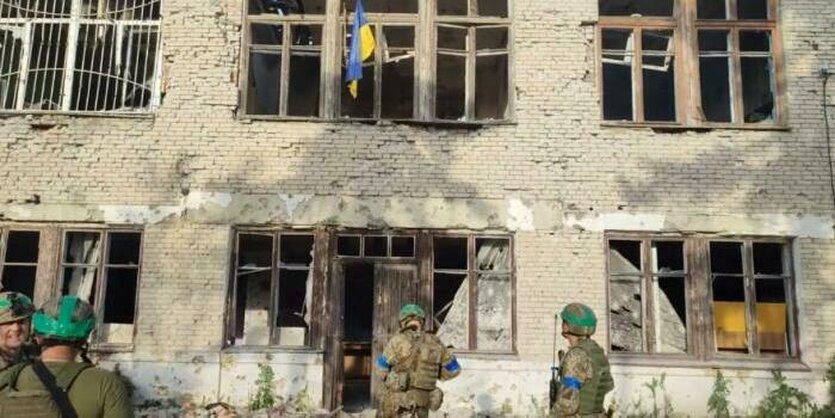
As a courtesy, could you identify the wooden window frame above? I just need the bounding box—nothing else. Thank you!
[239,0,514,124]
[227,229,320,348]
[598,0,787,129]
[58,228,143,350]
[605,233,800,366]
[335,232,417,259]
[430,233,516,354]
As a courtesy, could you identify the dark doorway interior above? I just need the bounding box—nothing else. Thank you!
[342,263,374,412]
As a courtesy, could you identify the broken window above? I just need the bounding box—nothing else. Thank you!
[0,229,40,298]
[341,24,416,119]
[432,235,514,352]
[435,22,509,121]
[242,0,511,122]
[336,233,415,258]
[607,234,798,361]
[231,231,314,346]
[60,230,142,345]
[710,240,793,355]
[608,239,688,354]
[0,0,162,114]
[599,0,784,127]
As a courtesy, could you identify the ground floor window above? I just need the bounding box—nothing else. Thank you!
[0,224,142,347]
[606,234,797,360]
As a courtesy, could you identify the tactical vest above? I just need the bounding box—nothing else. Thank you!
[570,339,613,415]
[406,333,444,391]
[0,362,91,418]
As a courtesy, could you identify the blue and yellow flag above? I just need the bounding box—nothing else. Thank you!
[345,0,375,98]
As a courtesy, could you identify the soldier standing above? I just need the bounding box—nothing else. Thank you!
[0,295,133,418]
[551,303,614,418]
[0,292,35,371]
[375,304,461,418]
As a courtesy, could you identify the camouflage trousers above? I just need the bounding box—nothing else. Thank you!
[377,389,432,418]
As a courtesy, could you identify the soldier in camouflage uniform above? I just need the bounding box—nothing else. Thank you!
[375,304,461,418]
[551,303,614,418]
[0,292,35,371]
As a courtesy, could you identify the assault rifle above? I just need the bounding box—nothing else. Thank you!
[549,313,565,409]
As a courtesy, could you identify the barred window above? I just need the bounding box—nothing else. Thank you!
[0,0,163,114]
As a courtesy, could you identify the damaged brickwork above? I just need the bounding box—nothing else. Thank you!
[0,0,834,416]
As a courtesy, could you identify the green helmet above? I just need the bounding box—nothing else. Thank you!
[32,295,96,341]
[0,292,35,324]
[398,304,426,322]
[559,303,597,336]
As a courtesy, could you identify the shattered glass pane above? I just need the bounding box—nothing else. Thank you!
[755,278,787,354]
[476,273,512,351]
[63,267,98,306]
[652,241,683,274]
[434,273,469,349]
[608,240,641,274]
[64,232,102,264]
[654,276,687,353]
[599,0,674,16]
[741,57,774,123]
[609,276,643,352]
[276,269,309,346]
[236,270,272,345]
[475,238,510,271]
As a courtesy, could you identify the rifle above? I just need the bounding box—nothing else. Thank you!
[549,314,565,410]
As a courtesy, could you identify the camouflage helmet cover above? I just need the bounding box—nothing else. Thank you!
[559,303,597,336]
[398,304,426,322]
[32,295,96,341]
[0,291,35,324]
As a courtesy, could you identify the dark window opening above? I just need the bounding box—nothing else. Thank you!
[344,263,374,342]
[608,240,642,274]
[338,236,361,256]
[364,236,387,257]
[697,0,727,19]
[1,266,36,299]
[108,232,141,265]
[710,242,743,274]
[347,0,416,13]
[102,268,138,324]
[753,243,783,275]
[737,0,768,20]
[433,237,467,269]
[281,234,314,265]
[239,234,274,267]
[4,231,39,263]
[653,241,684,274]
[599,0,674,17]
[391,236,414,257]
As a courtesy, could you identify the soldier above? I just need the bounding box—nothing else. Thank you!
[0,295,133,418]
[0,291,35,371]
[375,304,461,418]
[551,303,614,418]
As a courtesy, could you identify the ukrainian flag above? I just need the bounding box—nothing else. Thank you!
[345,0,375,98]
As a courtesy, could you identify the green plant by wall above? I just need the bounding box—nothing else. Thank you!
[248,355,277,411]
[622,373,678,418]
[707,370,733,418]
[755,370,816,418]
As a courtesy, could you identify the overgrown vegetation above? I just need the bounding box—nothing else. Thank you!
[248,355,277,411]
[620,373,678,418]
[755,370,816,418]
[707,370,732,418]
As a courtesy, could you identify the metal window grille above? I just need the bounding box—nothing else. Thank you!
[0,0,162,114]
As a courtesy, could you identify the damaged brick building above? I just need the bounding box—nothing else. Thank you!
[1,0,834,415]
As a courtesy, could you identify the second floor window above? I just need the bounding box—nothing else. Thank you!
[598,0,784,127]
[242,0,512,122]
[0,0,163,114]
